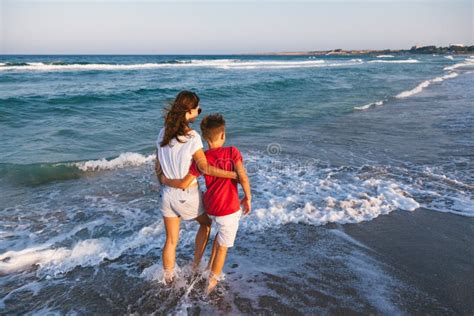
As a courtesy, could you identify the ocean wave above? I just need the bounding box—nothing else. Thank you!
[73,152,155,171]
[0,62,180,72]
[368,59,419,64]
[353,100,385,111]
[376,55,395,58]
[395,72,458,98]
[0,59,367,71]
[443,56,474,71]
[0,152,155,186]
[356,56,472,109]
[169,59,338,69]
[0,162,83,186]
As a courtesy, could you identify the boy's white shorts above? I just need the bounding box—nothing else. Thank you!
[160,186,205,221]
[209,210,242,248]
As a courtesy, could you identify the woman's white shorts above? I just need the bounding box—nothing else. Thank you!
[160,186,205,221]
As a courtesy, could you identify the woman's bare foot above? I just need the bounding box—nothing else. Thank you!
[192,262,200,275]
[163,269,175,285]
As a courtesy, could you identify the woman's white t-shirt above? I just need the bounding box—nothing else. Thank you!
[156,128,203,185]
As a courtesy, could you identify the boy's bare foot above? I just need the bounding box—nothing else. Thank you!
[206,273,219,295]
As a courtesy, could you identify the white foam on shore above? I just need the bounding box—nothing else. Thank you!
[0,154,421,277]
[0,220,166,276]
[427,197,474,217]
[346,251,404,315]
[73,152,155,171]
[0,59,366,71]
[244,178,419,232]
[395,72,458,98]
[368,59,419,64]
[237,154,421,233]
[2,150,472,278]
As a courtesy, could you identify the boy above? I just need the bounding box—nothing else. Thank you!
[160,113,251,293]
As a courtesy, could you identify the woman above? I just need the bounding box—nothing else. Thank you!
[155,91,237,283]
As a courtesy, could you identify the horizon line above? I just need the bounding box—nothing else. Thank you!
[2,44,473,56]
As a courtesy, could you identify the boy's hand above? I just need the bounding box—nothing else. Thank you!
[241,197,252,215]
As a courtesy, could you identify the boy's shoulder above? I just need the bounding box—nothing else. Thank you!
[205,146,241,156]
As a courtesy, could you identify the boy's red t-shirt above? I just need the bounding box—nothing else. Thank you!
[189,146,242,216]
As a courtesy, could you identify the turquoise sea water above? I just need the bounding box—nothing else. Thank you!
[0,54,473,313]
[0,55,463,164]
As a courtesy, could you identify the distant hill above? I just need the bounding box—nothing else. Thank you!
[261,45,474,56]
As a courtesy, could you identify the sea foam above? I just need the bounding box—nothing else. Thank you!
[444,56,474,71]
[395,72,458,98]
[368,59,419,63]
[354,100,385,111]
[2,147,472,278]
[73,152,155,171]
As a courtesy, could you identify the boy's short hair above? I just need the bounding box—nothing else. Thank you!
[201,113,225,141]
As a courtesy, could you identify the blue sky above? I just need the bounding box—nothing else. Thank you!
[0,0,472,54]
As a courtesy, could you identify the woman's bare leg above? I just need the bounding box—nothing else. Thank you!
[163,216,181,283]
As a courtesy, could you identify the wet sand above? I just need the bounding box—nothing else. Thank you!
[343,208,474,315]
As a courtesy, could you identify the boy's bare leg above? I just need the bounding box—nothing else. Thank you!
[163,216,181,283]
[207,242,228,294]
[193,213,212,271]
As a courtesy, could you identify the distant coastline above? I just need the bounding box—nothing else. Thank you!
[257,45,474,56]
[2,45,473,56]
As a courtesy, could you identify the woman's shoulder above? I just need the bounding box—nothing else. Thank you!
[185,129,203,151]
[156,127,164,141]
[186,129,202,139]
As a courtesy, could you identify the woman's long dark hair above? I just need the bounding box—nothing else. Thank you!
[160,91,200,147]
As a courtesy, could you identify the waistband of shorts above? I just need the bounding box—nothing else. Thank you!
[162,184,200,193]
[208,208,242,218]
